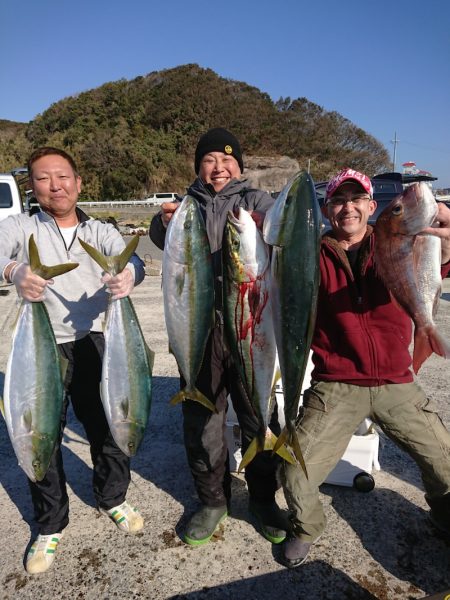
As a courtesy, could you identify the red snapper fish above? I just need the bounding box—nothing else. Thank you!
[374,182,450,373]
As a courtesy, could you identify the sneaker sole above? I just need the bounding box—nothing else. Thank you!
[184,512,228,547]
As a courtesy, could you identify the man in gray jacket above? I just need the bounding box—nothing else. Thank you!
[150,128,287,546]
[0,147,145,574]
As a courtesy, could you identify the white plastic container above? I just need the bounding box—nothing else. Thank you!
[225,354,381,487]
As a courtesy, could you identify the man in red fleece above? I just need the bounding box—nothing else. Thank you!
[280,168,450,568]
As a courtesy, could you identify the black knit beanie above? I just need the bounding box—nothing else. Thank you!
[194,128,244,174]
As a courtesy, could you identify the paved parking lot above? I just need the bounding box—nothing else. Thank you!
[0,269,449,599]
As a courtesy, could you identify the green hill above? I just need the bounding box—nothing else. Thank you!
[0,64,390,200]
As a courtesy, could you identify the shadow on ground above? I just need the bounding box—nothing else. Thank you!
[167,560,378,599]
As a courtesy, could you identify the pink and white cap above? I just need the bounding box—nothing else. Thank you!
[325,168,373,202]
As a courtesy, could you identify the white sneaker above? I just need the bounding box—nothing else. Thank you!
[25,531,64,574]
[100,501,144,533]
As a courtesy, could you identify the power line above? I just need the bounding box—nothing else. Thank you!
[401,139,450,156]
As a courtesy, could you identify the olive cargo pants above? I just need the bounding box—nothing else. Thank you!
[281,381,450,541]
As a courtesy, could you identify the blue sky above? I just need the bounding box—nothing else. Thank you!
[2,0,449,187]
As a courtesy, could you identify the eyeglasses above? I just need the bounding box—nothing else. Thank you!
[326,194,371,207]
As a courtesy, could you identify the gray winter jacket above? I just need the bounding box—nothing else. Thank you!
[0,208,145,343]
[150,177,273,252]
[149,177,274,315]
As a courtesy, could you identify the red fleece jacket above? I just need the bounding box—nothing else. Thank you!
[311,227,450,386]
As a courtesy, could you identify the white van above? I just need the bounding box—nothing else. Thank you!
[0,172,25,221]
[145,192,180,205]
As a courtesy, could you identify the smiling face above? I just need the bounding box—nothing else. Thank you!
[30,154,81,225]
[198,151,241,193]
[323,181,377,247]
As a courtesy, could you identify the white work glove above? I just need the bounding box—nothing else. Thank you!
[102,267,134,300]
[10,263,52,302]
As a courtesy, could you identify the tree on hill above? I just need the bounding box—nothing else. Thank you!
[0,64,390,199]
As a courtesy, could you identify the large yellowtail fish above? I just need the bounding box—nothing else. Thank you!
[222,208,295,470]
[162,195,216,412]
[263,172,321,476]
[374,182,450,373]
[78,236,154,456]
[2,235,78,481]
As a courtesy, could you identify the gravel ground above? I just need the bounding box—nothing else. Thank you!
[0,235,449,600]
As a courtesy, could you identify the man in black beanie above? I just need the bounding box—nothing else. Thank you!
[150,127,287,547]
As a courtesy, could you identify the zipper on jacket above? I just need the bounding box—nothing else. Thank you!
[53,218,79,259]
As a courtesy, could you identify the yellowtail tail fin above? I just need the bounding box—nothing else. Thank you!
[29,234,78,279]
[78,235,139,275]
[238,430,296,472]
[169,387,217,413]
[273,426,308,478]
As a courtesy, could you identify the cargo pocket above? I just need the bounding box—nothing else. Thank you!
[387,395,450,457]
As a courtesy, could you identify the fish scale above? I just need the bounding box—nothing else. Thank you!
[2,235,78,481]
[78,236,154,456]
[223,207,295,470]
[374,182,450,373]
[263,171,321,475]
[162,195,216,413]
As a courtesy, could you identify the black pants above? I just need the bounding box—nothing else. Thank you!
[28,333,130,535]
[182,326,281,508]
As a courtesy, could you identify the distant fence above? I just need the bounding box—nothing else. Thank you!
[80,200,160,207]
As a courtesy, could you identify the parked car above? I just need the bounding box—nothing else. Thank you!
[144,192,181,205]
[0,169,27,222]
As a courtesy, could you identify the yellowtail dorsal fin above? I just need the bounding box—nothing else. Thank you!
[29,234,78,280]
[78,235,139,276]
[169,387,217,413]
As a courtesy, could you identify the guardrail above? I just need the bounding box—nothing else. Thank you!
[79,200,160,207]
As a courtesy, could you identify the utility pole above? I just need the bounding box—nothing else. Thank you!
[391,132,400,171]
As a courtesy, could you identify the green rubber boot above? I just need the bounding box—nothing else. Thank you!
[184,505,228,546]
[249,499,288,544]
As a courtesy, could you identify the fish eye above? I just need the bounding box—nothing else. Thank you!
[392,205,403,216]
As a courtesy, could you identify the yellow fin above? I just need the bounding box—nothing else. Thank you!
[273,426,308,477]
[29,234,78,279]
[238,431,296,472]
[169,387,217,413]
[78,235,139,276]
[238,437,262,472]
[0,397,4,419]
